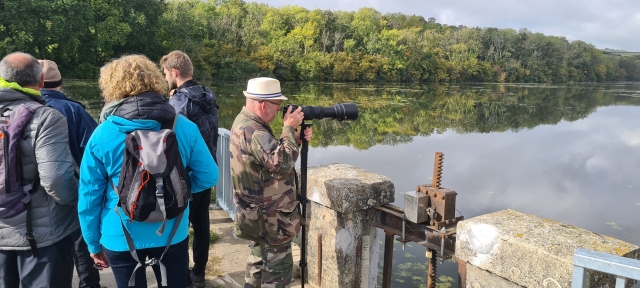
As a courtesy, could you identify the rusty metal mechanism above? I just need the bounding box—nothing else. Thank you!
[432,152,444,188]
[374,152,464,288]
[427,249,437,288]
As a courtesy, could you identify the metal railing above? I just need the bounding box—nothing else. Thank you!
[572,248,640,288]
[215,128,235,220]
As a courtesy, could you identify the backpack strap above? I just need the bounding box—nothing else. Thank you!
[19,103,45,257]
[160,114,179,131]
[172,114,178,131]
[23,178,40,257]
[154,114,179,236]
[110,179,184,287]
[155,176,168,236]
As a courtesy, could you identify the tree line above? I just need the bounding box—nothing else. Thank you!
[64,80,640,150]
[3,0,640,83]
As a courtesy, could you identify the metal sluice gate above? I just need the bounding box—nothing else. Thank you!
[374,152,466,288]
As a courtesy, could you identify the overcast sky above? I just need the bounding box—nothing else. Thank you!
[255,0,640,51]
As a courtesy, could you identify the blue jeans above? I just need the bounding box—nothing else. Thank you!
[103,237,189,288]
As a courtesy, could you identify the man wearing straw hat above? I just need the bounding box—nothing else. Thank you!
[229,77,312,287]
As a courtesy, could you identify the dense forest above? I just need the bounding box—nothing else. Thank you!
[3,0,640,83]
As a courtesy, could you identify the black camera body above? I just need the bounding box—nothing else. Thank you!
[282,102,359,121]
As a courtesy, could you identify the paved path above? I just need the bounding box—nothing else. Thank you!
[73,209,302,288]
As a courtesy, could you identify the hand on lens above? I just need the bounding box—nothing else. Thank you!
[283,106,304,128]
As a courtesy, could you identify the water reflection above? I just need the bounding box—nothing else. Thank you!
[63,80,640,287]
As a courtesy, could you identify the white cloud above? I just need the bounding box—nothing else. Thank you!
[621,129,640,147]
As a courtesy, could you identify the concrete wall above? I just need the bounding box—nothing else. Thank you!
[456,209,640,288]
[303,164,394,288]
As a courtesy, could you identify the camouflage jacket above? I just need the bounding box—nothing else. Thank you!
[230,107,301,246]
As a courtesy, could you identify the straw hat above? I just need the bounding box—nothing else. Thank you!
[243,77,288,100]
[37,59,62,88]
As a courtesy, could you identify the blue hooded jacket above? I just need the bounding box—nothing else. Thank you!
[78,93,218,254]
[40,89,98,165]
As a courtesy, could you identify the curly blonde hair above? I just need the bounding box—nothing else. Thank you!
[99,54,167,102]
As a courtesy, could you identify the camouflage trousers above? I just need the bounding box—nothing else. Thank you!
[244,241,293,288]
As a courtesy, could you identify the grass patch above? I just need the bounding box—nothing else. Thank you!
[188,228,221,246]
[210,230,220,243]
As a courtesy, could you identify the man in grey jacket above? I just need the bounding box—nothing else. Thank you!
[0,52,79,287]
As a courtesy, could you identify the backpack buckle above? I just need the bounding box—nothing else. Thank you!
[145,257,159,266]
[25,232,35,240]
[156,183,164,198]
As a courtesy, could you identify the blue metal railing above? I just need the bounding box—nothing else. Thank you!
[572,248,640,287]
[215,128,234,220]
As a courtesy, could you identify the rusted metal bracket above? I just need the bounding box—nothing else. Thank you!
[354,236,362,288]
[374,204,457,255]
[375,152,464,288]
[317,234,322,287]
[382,232,394,288]
[458,259,467,288]
[427,249,437,288]
[405,152,463,229]
[415,184,464,230]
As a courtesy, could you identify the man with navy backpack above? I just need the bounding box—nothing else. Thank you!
[0,52,79,287]
[160,50,219,288]
[39,59,101,288]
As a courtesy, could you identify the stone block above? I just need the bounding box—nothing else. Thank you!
[456,209,640,288]
[466,264,522,288]
[301,164,395,288]
[306,164,395,213]
[305,201,380,288]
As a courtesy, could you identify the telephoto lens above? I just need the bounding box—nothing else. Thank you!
[283,103,358,121]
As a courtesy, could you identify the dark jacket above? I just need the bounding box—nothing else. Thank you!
[169,80,219,163]
[0,88,78,249]
[41,89,98,165]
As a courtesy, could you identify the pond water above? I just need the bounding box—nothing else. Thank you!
[64,80,640,287]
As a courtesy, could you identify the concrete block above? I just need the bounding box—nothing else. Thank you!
[302,164,395,288]
[305,201,380,288]
[456,209,640,288]
[306,164,395,213]
[466,264,522,288]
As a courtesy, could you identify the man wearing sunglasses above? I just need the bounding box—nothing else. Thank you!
[229,77,312,288]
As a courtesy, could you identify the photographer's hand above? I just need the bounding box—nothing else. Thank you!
[283,106,304,128]
[295,127,313,145]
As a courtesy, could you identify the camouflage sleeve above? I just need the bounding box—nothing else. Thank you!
[250,125,299,175]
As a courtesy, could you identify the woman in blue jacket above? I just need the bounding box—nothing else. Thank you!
[78,54,219,288]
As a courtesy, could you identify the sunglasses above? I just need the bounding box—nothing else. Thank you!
[261,100,282,107]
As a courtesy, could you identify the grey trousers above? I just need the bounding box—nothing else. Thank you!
[0,233,74,288]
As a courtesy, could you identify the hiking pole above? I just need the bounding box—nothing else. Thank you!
[299,122,312,288]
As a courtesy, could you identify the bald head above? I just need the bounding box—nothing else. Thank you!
[0,52,43,88]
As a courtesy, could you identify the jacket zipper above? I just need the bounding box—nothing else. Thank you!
[2,131,9,193]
